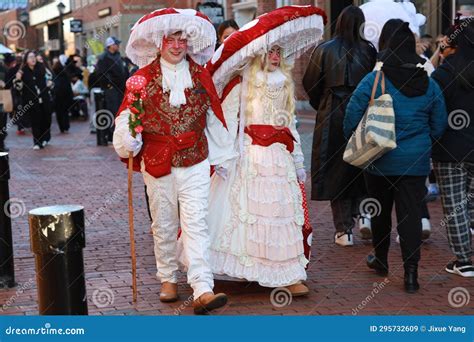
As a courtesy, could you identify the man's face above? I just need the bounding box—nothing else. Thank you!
[161,32,187,65]
[108,44,119,53]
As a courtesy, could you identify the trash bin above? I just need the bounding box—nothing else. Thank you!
[93,89,109,146]
[29,205,88,315]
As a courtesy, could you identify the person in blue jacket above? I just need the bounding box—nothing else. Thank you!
[344,21,447,293]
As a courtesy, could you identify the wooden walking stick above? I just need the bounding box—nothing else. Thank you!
[127,151,137,303]
[124,75,148,303]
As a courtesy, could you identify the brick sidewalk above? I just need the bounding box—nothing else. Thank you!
[0,115,472,316]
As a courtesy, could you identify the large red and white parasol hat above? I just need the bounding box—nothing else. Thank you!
[125,8,217,68]
[208,5,327,96]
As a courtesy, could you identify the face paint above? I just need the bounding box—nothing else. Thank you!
[161,33,188,65]
[266,46,281,71]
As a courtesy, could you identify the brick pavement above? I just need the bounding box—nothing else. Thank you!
[0,112,472,316]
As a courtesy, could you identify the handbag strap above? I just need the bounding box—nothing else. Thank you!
[369,70,385,105]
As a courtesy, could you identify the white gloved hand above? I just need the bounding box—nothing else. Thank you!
[215,166,228,180]
[123,131,143,156]
[296,168,307,183]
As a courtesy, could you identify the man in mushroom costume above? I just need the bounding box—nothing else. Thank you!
[113,8,232,314]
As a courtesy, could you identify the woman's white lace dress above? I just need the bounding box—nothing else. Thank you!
[207,68,308,287]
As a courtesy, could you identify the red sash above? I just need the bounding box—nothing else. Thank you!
[244,124,296,153]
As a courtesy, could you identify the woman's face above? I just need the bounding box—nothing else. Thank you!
[220,26,237,44]
[74,56,82,67]
[36,55,44,63]
[266,46,281,72]
[26,52,37,68]
[439,36,457,58]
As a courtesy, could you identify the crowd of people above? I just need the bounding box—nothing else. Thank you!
[110,3,473,315]
[303,4,474,293]
[0,17,241,152]
[0,36,135,150]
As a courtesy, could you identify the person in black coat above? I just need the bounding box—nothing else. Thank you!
[14,50,53,149]
[52,61,74,133]
[4,54,28,136]
[303,6,376,246]
[431,18,474,278]
[96,37,128,143]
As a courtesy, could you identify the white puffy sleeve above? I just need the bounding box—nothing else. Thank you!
[290,115,305,170]
[205,84,241,166]
[113,108,133,159]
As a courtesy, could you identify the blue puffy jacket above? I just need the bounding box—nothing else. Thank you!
[344,71,447,176]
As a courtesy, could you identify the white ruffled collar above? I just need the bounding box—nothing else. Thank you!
[255,68,286,90]
[161,57,188,73]
[160,57,193,107]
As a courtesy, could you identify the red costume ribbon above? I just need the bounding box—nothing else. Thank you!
[244,124,296,153]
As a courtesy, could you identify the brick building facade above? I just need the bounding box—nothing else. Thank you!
[2,0,468,102]
[0,8,37,52]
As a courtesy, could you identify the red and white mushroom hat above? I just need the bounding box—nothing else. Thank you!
[125,8,217,68]
[208,5,327,97]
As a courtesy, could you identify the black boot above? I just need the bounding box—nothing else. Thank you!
[404,265,419,294]
[367,254,389,276]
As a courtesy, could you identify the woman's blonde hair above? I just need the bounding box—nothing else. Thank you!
[244,47,296,120]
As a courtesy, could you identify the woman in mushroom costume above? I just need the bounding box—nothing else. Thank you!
[205,6,326,296]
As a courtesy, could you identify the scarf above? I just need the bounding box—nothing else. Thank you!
[379,22,429,97]
[160,57,193,108]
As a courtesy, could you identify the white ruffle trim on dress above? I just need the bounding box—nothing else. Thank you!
[246,143,294,172]
[247,177,300,204]
[209,249,308,288]
[247,221,303,247]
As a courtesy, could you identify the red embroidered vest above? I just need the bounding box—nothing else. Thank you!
[118,57,227,178]
[140,59,210,169]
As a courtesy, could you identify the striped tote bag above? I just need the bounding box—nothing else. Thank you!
[343,70,397,168]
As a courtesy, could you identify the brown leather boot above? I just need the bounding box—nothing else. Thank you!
[285,283,309,297]
[159,282,178,302]
[193,292,228,315]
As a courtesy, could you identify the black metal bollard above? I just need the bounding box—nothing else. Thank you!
[29,205,88,315]
[0,152,16,288]
[94,89,108,146]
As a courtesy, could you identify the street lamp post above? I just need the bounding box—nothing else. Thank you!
[57,2,66,54]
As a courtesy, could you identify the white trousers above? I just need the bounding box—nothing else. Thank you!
[143,159,214,299]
